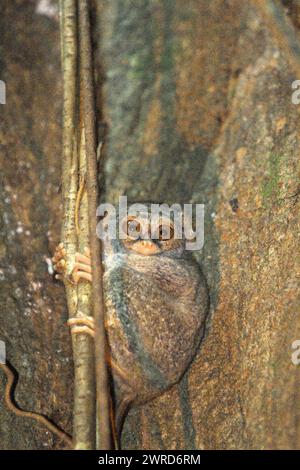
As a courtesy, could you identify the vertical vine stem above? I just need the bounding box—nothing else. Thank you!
[59,0,97,449]
[78,0,112,449]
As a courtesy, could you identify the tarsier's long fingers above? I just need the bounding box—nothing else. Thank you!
[75,254,91,267]
[73,248,92,283]
[83,247,90,256]
[52,243,67,280]
[73,271,92,283]
[73,262,92,274]
[52,244,92,283]
[52,242,65,258]
[52,253,66,266]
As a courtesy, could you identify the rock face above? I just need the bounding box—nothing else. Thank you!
[0,1,72,450]
[0,0,300,449]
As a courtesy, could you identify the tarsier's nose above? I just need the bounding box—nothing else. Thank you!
[131,239,160,255]
[141,240,152,246]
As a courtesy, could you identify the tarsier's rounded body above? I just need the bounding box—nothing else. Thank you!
[54,204,209,433]
[104,249,208,406]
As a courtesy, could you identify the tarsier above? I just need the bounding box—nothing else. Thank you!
[53,204,209,438]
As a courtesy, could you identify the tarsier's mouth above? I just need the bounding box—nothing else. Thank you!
[128,239,161,256]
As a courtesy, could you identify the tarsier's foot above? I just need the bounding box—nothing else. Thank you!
[73,247,92,283]
[52,243,66,281]
[67,316,95,337]
[68,315,130,385]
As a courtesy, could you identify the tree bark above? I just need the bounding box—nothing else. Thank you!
[0,0,300,450]
[0,0,72,450]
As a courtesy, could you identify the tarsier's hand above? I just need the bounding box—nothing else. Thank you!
[53,244,95,335]
[52,243,92,284]
[73,248,92,283]
[52,243,66,281]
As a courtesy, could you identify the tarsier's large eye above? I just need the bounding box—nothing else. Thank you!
[123,218,141,239]
[158,224,174,241]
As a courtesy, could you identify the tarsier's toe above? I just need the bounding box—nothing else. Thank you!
[67,316,95,337]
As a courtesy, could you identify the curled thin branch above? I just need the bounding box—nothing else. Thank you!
[0,363,72,448]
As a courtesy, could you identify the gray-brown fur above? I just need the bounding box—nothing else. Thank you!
[101,205,209,431]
